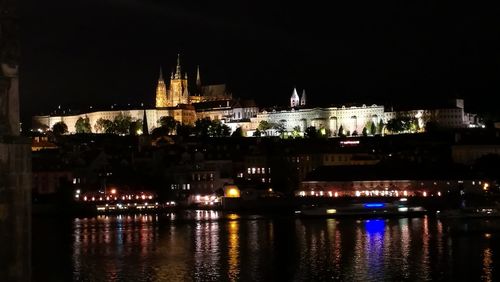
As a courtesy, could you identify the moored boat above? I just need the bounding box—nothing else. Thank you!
[296,198,426,218]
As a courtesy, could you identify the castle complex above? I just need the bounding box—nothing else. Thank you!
[32,55,481,136]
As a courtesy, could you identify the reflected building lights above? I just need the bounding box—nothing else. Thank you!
[227,220,240,281]
[482,247,493,282]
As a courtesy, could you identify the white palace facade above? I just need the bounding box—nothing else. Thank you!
[248,103,384,136]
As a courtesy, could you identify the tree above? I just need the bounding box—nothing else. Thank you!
[132,119,143,135]
[52,121,68,135]
[370,121,377,135]
[258,120,272,136]
[274,121,286,138]
[386,118,403,133]
[75,116,91,133]
[377,120,385,135]
[177,124,194,138]
[352,130,358,136]
[253,129,262,137]
[231,127,243,137]
[362,127,368,137]
[338,125,344,137]
[113,113,132,135]
[194,118,212,138]
[305,126,318,138]
[409,117,420,132]
[94,118,107,133]
[208,120,231,137]
[158,116,178,135]
[101,119,115,134]
[151,126,169,139]
[292,125,301,138]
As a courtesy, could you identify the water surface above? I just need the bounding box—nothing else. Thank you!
[33,211,500,281]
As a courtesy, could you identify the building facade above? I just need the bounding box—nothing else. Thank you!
[250,104,385,137]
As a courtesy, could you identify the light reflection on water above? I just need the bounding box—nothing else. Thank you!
[32,213,500,281]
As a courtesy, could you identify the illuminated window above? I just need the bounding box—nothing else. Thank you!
[252,168,256,174]
[247,168,251,174]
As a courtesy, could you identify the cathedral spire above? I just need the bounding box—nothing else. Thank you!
[142,109,149,135]
[174,53,182,79]
[290,87,300,108]
[300,89,306,106]
[158,67,163,80]
[196,65,201,88]
[155,66,168,108]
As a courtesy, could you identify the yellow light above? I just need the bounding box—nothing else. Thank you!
[484,183,490,191]
[110,189,117,195]
[326,209,336,214]
[227,188,240,198]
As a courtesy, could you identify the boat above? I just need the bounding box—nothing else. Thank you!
[437,206,500,219]
[295,198,426,218]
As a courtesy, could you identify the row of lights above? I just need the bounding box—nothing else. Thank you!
[297,190,443,197]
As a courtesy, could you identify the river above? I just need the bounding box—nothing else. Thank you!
[33,211,500,281]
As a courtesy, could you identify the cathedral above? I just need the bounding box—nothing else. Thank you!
[155,54,231,108]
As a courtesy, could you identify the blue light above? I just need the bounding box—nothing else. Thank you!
[364,203,385,208]
[365,219,385,234]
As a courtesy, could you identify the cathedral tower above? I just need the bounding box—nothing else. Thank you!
[290,87,300,108]
[300,89,306,106]
[196,65,202,93]
[168,54,189,106]
[155,67,168,108]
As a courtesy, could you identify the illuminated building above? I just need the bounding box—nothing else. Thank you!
[32,54,252,134]
[249,101,385,137]
[32,57,481,136]
[297,163,484,197]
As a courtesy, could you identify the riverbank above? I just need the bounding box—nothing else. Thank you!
[32,195,469,217]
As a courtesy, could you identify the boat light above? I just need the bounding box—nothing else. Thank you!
[364,203,385,208]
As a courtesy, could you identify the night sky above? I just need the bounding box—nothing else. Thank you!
[21,1,500,123]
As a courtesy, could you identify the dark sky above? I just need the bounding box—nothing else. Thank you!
[21,1,500,122]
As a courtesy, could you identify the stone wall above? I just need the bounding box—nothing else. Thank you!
[0,137,31,281]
